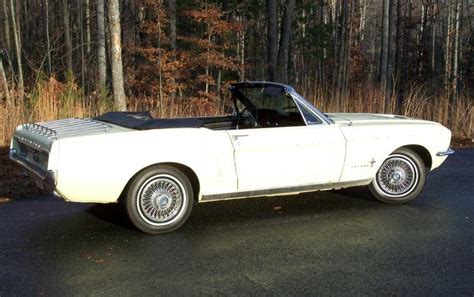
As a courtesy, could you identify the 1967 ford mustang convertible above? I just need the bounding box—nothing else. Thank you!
[10,81,453,234]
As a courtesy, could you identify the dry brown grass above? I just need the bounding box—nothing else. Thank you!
[305,85,473,141]
[1,79,472,146]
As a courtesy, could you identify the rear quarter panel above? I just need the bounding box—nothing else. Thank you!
[55,128,236,203]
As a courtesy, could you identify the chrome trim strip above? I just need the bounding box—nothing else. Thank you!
[289,92,333,125]
[201,179,373,202]
[22,118,109,140]
[436,148,455,156]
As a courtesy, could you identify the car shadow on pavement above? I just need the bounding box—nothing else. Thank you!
[184,187,381,229]
[85,202,137,231]
[82,186,380,233]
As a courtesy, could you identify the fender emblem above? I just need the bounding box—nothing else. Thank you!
[369,158,376,167]
[351,158,376,169]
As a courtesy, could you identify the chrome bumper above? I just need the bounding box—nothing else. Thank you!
[9,149,56,192]
[436,148,455,157]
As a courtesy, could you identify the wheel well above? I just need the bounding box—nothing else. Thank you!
[120,162,201,203]
[399,145,432,168]
[162,162,200,201]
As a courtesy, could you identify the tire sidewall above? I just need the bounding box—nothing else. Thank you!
[126,165,194,234]
[369,148,426,204]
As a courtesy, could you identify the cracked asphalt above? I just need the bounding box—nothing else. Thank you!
[0,149,473,296]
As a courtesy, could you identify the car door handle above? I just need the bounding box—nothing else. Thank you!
[232,134,248,141]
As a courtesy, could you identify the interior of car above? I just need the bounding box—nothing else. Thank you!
[94,84,312,131]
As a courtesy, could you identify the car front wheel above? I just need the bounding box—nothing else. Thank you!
[369,148,426,204]
[125,165,194,234]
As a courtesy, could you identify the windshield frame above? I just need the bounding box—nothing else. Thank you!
[229,82,333,126]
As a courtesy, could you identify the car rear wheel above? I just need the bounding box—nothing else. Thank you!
[369,148,426,204]
[125,165,193,234]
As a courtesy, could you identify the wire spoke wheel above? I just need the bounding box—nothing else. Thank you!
[369,149,426,204]
[138,175,184,224]
[126,165,194,234]
[377,156,418,197]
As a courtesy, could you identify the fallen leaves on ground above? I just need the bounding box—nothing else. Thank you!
[0,197,11,203]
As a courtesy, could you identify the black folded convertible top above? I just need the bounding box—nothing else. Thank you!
[95,111,234,130]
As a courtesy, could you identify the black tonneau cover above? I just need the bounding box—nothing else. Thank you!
[95,111,235,130]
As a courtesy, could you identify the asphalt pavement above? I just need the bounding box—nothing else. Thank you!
[1,149,473,296]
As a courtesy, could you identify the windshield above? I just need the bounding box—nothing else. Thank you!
[231,85,306,127]
[238,86,299,113]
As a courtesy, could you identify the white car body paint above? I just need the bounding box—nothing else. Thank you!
[9,85,452,205]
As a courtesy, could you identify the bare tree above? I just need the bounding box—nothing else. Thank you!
[276,0,295,83]
[9,0,23,97]
[168,0,177,108]
[62,0,73,72]
[0,57,10,102]
[45,0,51,75]
[97,0,106,88]
[380,0,390,90]
[444,0,453,95]
[168,0,177,51]
[2,0,11,56]
[85,0,91,55]
[266,0,278,81]
[452,0,461,97]
[108,0,127,111]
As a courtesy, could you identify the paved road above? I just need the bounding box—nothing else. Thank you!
[1,150,473,296]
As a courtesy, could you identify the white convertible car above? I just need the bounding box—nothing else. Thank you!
[10,81,453,234]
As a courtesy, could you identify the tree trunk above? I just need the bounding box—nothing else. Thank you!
[85,0,91,55]
[9,0,23,97]
[431,1,437,73]
[79,0,85,93]
[380,0,390,89]
[45,0,52,75]
[332,0,340,92]
[251,0,260,80]
[168,0,176,110]
[360,0,367,41]
[2,0,11,57]
[0,58,10,103]
[452,0,461,97]
[395,0,403,113]
[62,0,73,73]
[108,0,127,111]
[343,0,354,97]
[157,3,164,116]
[417,2,427,77]
[266,0,278,81]
[386,0,395,110]
[444,0,453,95]
[336,0,348,106]
[318,0,325,87]
[238,13,246,80]
[276,0,295,83]
[97,0,106,88]
[168,0,176,51]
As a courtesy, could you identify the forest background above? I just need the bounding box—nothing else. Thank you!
[0,0,473,146]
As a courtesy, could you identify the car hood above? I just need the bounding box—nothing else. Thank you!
[325,113,436,126]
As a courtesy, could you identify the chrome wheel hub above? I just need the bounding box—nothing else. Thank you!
[138,176,184,224]
[377,155,418,197]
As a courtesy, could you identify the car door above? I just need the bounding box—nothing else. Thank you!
[226,124,346,191]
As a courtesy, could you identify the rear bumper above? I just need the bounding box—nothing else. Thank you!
[9,149,56,192]
[436,148,455,157]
